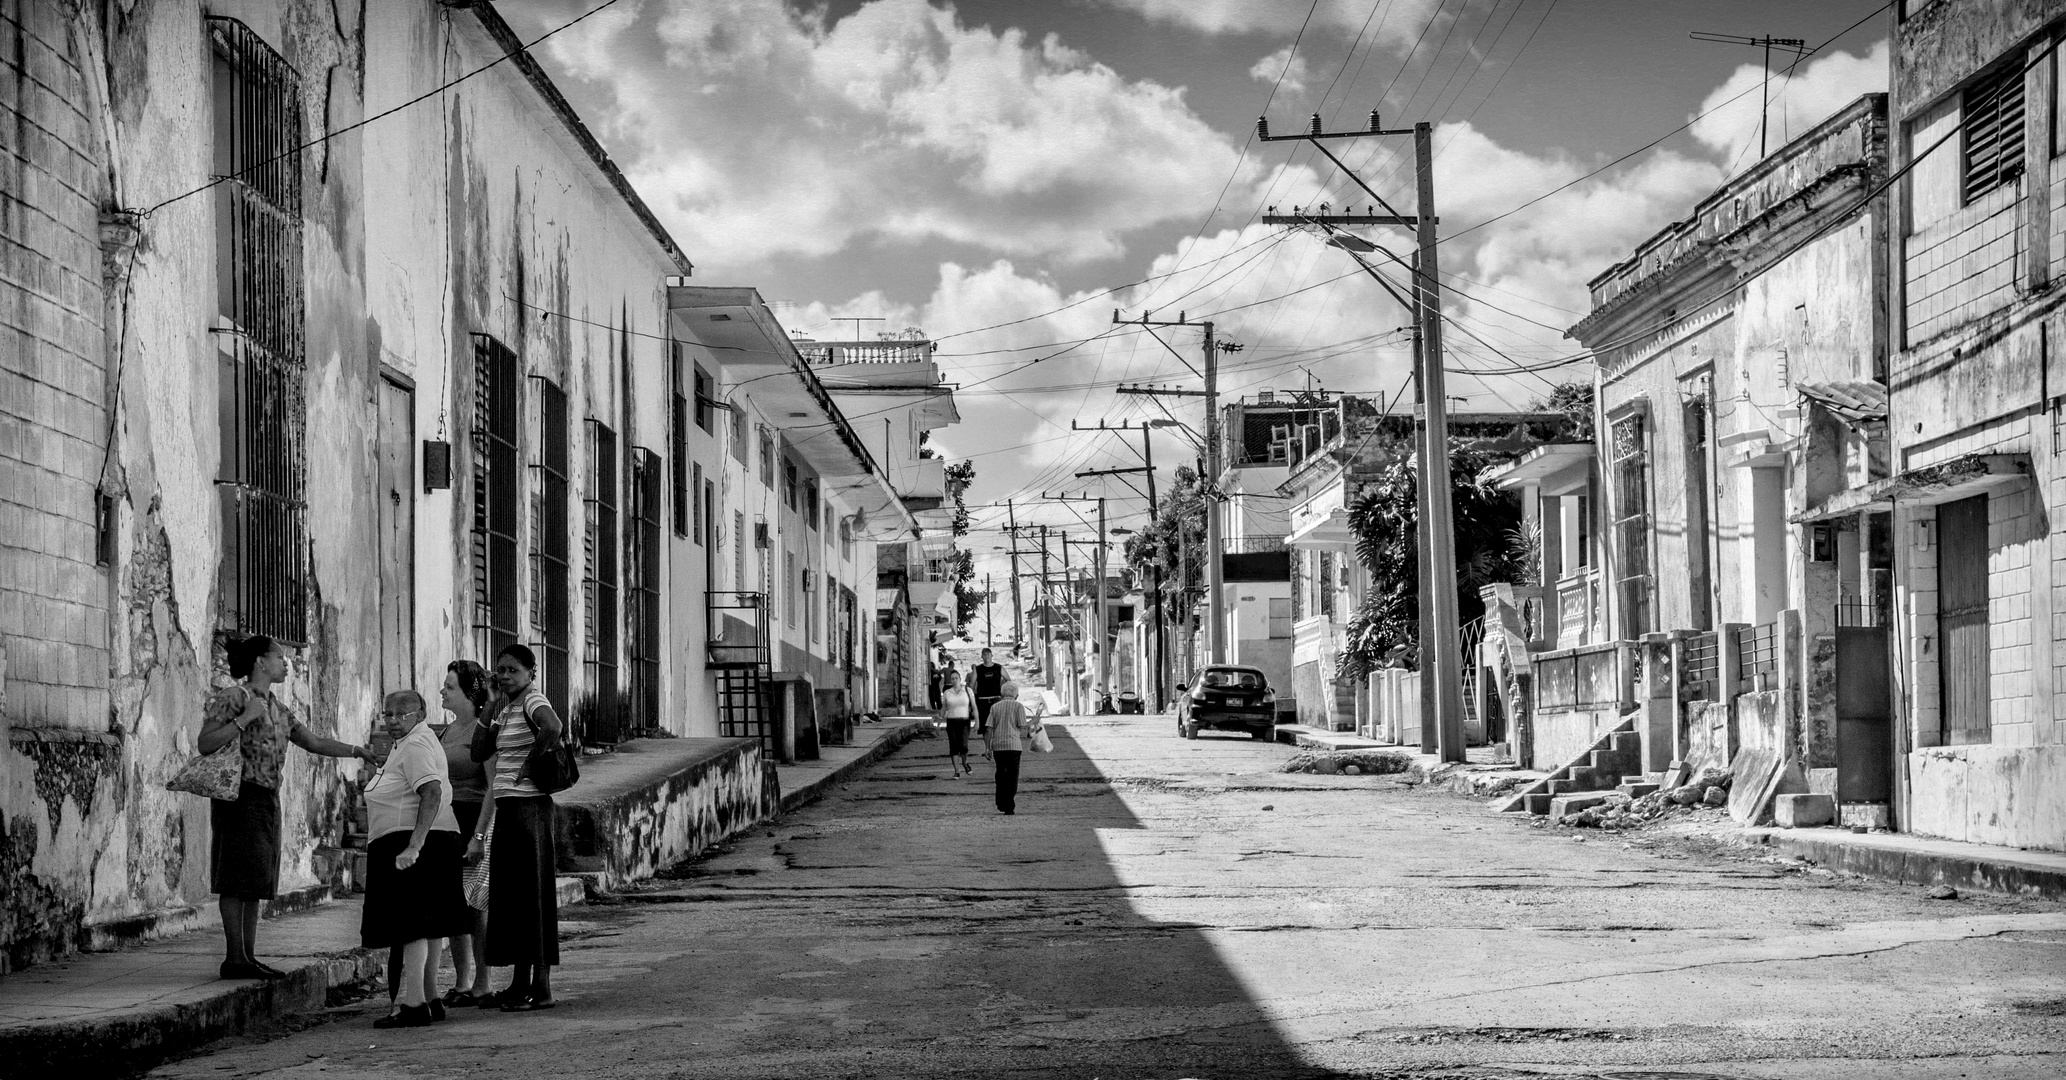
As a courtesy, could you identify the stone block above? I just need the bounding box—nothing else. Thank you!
[1617,781,1660,798]
[1548,792,1615,823]
[1807,767,1839,798]
[1775,792,1836,828]
[1839,802,1891,830]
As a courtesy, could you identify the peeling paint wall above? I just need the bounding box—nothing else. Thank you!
[553,738,776,890]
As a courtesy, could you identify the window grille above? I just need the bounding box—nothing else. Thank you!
[530,377,571,723]
[759,427,774,487]
[471,336,520,657]
[729,399,748,463]
[627,448,662,736]
[784,459,799,511]
[805,478,819,528]
[694,365,713,432]
[670,345,689,537]
[211,18,307,645]
[1963,60,2026,204]
[1318,551,1336,619]
[704,477,716,549]
[583,420,620,737]
[1609,413,1652,637]
[785,551,797,626]
[733,510,746,590]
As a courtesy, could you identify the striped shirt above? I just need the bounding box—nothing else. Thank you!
[491,687,550,797]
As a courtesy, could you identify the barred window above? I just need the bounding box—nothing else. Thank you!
[1609,412,1652,637]
[691,463,704,546]
[1963,60,2025,204]
[804,478,819,528]
[785,551,797,626]
[693,364,713,432]
[530,377,571,722]
[759,427,775,487]
[1317,551,1336,619]
[784,458,799,511]
[729,396,748,463]
[670,345,689,537]
[583,420,620,733]
[471,336,520,658]
[211,19,307,644]
[626,448,662,736]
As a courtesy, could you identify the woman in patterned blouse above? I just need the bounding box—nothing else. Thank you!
[197,635,376,981]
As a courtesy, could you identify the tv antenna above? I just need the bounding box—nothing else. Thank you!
[1690,32,1810,159]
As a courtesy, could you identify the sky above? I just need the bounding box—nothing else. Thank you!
[504,0,1893,623]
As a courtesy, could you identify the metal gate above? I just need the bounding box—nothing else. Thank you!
[1835,614,1892,803]
[1937,495,1990,745]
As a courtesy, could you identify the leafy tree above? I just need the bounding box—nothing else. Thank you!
[1532,381,1595,442]
[1342,448,1530,675]
[946,459,979,626]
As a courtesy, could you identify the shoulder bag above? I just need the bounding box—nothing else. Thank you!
[516,698,580,795]
[1027,719,1054,754]
[168,689,248,800]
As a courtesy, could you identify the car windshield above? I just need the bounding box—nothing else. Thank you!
[1201,670,1262,690]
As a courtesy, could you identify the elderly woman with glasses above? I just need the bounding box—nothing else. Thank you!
[361,689,469,1028]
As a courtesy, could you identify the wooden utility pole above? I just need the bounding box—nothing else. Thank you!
[1113,313,1227,666]
[984,573,993,649]
[1258,111,1466,762]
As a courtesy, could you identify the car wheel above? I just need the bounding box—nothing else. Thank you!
[1183,720,1199,740]
[1252,725,1272,741]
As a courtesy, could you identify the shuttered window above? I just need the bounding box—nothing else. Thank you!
[1962,61,2025,204]
[471,336,520,658]
[1610,413,1652,638]
[583,419,619,737]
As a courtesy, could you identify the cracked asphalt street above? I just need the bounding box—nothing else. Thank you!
[154,714,2066,1079]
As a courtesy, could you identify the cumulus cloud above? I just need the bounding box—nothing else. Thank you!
[1250,45,1309,94]
[1094,0,1448,46]
[1690,41,1889,171]
[542,0,1260,271]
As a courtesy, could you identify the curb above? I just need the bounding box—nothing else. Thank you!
[778,719,928,814]
[0,945,382,1077]
[1746,829,2066,902]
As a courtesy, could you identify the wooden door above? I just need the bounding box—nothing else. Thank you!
[1835,624,1892,802]
[377,376,415,694]
[1936,495,1990,745]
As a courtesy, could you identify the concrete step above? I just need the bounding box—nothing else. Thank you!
[1518,792,1552,815]
[1545,777,1588,795]
[1548,792,1616,823]
[1589,749,1631,780]
[1567,765,1602,790]
[1609,731,1643,762]
[1617,781,1661,798]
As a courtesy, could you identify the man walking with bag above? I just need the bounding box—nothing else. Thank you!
[981,683,1043,815]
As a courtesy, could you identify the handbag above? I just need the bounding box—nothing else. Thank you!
[168,740,244,799]
[516,703,580,795]
[462,817,494,909]
[168,688,250,800]
[1028,723,1054,754]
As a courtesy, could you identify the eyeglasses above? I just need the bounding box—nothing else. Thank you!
[378,708,423,719]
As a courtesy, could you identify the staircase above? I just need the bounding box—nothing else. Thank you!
[1496,716,1647,820]
[707,591,774,749]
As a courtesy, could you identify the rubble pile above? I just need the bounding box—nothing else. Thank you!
[1280,749,1413,775]
[1558,766,1734,830]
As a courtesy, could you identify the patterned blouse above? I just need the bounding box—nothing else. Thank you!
[490,686,552,798]
[201,684,309,791]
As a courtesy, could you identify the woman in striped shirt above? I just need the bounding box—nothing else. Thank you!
[468,643,564,1011]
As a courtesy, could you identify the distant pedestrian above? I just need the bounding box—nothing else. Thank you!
[982,682,1038,815]
[469,643,563,1011]
[197,635,376,981]
[362,689,468,1028]
[971,648,1004,732]
[938,670,975,778]
[435,659,495,1006]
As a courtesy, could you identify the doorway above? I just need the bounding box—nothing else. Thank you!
[376,374,415,693]
[1936,495,1990,745]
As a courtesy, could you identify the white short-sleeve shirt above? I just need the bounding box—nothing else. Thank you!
[365,721,461,841]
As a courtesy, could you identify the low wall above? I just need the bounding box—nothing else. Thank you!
[1530,706,1621,771]
[553,737,776,889]
[1906,744,2066,852]
[1684,699,1734,774]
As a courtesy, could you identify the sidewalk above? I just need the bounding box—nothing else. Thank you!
[774,716,928,814]
[1742,825,2066,902]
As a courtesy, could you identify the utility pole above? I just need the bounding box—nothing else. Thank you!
[1072,419,1172,708]
[1113,313,1229,667]
[1005,500,1024,656]
[984,573,993,649]
[1047,493,1113,711]
[1258,110,1465,762]
[1690,33,1808,159]
[1038,525,1053,678]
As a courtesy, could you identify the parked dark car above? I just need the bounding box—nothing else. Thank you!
[1174,665,1277,740]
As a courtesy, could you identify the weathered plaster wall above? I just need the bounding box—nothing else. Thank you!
[1906,743,2066,850]
[1528,705,1619,773]
[552,737,775,889]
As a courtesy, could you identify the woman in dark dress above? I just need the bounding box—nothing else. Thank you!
[197,635,376,980]
[437,659,494,1005]
[469,643,565,1010]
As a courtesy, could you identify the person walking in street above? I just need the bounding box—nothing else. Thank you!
[435,660,494,1006]
[470,643,563,1011]
[982,682,1037,815]
[362,689,469,1028]
[971,648,1004,733]
[938,670,975,778]
[197,635,377,981]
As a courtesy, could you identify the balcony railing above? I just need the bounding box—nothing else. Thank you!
[1224,535,1288,553]
[1681,629,1720,702]
[797,340,934,366]
[1737,621,1778,682]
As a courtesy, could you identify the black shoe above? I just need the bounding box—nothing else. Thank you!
[374,1003,435,1029]
[484,986,531,1009]
[429,999,447,1022]
[219,960,265,980]
[250,961,288,980]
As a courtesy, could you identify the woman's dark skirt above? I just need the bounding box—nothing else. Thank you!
[210,781,281,901]
[361,829,471,949]
[453,800,482,838]
[485,795,560,966]
[945,718,971,757]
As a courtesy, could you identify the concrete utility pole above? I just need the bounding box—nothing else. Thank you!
[1005,500,1024,655]
[984,573,993,649]
[1039,525,1053,671]
[1070,418,1171,707]
[1258,110,1466,762]
[1113,313,1227,666]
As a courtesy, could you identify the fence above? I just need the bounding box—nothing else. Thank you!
[1681,630,1720,702]
[1534,640,1629,713]
[1737,621,1779,682]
